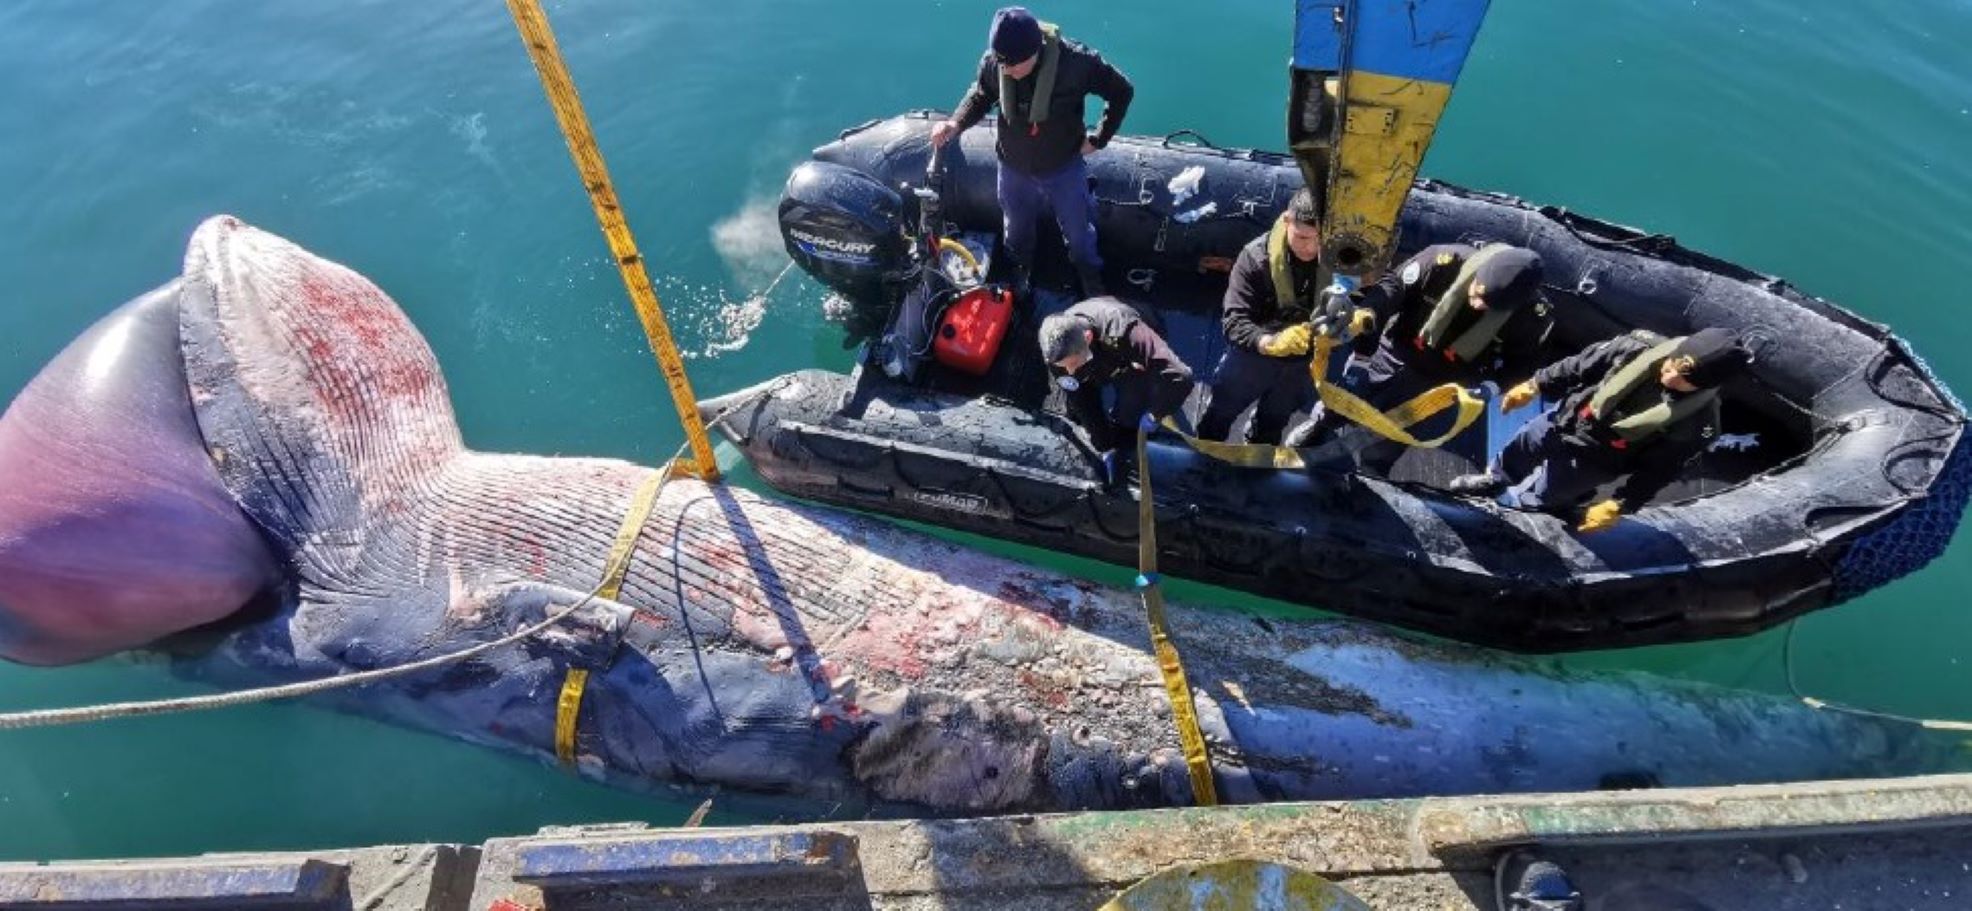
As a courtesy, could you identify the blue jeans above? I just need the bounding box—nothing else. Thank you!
[998,158,1101,273]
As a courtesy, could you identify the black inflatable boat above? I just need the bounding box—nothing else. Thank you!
[699,112,1970,652]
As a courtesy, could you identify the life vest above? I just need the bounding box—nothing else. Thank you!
[999,24,1062,138]
[1578,336,1719,449]
[1413,244,1514,364]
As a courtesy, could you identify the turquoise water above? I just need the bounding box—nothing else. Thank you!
[2,0,1970,860]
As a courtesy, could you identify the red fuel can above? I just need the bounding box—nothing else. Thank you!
[932,286,1014,376]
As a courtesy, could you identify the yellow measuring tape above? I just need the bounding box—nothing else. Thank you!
[1134,428,1219,806]
[556,465,673,766]
[504,0,720,481]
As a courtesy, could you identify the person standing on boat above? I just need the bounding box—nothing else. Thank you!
[1039,298,1194,482]
[930,7,1134,299]
[1197,188,1370,446]
[1293,241,1553,474]
[1448,328,1751,533]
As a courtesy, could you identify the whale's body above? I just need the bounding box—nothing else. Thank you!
[0,217,1955,814]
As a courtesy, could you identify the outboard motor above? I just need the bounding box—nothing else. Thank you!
[780,161,910,341]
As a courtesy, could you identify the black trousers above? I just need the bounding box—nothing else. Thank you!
[1494,409,1617,511]
[1198,344,1315,446]
[1298,359,1442,474]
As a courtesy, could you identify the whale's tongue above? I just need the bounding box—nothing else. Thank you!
[0,282,278,665]
[0,214,476,665]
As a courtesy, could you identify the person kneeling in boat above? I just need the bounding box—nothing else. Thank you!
[1196,188,1354,446]
[1292,242,1552,475]
[931,7,1134,298]
[1039,298,1195,483]
[1448,328,1752,533]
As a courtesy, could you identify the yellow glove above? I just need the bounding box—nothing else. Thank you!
[1499,380,1538,414]
[1577,499,1622,534]
[1347,307,1376,338]
[1258,323,1313,358]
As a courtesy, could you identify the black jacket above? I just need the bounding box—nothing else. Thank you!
[1534,330,1723,511]
[1355,243,1551,385]
[1221,233,1326,352]
[1051,298,1193,451]
[950,39,1134,176]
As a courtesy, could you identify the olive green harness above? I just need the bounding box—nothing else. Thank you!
[1586,337,1718,444]
[1415,244,1514,363]
[1000,24,1062,136]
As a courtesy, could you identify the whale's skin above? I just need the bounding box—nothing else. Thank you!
[0,216,1957,815]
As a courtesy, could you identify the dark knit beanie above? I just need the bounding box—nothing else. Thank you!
[1673,327,1752,387]
[1470,247,1544,312]
[990,7,1044,62]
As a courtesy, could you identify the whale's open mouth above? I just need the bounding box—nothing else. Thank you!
[0,215,470,665]
[0,277,279,665]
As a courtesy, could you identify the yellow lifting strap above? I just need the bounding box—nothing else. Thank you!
[1306,333,1486,449]
[504,0,720,481]
[599,469,668,601]
[555,463,674,766]
[555,668,589,765]
[1134,428,1219,806]
[1170,422,1309,469]
[1154,335,1487,471]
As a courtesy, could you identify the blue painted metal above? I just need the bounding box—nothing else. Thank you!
[0,859,346,909]
[1292,0,1345,71]
[514,831,861,893]
[1294,0,1492,84]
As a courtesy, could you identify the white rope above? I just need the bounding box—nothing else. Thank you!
[1784,618,1972,732]
[0,578,605,731]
